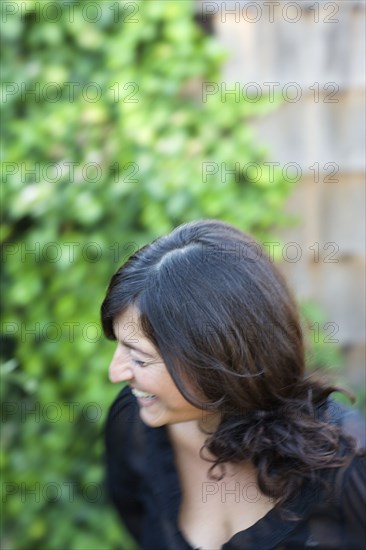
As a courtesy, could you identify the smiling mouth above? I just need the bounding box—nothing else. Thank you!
[131,388,157,399]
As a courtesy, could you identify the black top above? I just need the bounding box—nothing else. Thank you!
[105,385,366,550]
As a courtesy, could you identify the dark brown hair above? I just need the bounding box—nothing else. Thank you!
[101,219,362,509]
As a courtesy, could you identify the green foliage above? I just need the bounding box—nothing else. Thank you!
[301,301,365,412]
[1,1,345,549]
[301,300,343,373]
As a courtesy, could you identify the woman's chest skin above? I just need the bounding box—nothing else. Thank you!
[168,424,276,549]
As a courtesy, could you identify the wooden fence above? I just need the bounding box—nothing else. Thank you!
[197,0,365,386]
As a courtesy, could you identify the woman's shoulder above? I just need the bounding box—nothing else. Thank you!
[334,450,366,547]
[320,399,366,520]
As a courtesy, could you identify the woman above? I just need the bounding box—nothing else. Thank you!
[101,219,365,550]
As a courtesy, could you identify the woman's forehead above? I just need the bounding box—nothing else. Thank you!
[113,305,142,337]
[113,306,159,356]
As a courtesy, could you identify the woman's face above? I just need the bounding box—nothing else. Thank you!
[109,305,216,428]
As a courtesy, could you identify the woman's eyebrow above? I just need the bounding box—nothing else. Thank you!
[120,340,156,358]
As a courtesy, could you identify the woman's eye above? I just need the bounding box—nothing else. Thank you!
[132,359,147,368]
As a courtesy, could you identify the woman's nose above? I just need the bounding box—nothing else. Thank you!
[109,345,133,383]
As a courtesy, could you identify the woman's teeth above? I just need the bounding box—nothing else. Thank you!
[131,388,157,399]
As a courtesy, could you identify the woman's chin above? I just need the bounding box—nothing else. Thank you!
[139,407,167,427]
